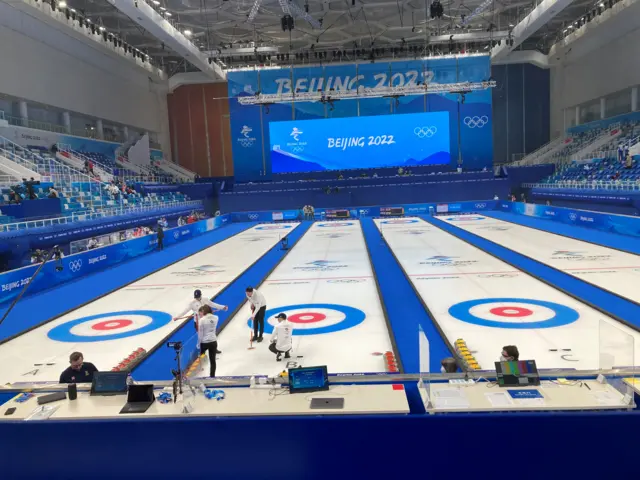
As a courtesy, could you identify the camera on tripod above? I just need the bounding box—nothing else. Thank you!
[167,341,183,350]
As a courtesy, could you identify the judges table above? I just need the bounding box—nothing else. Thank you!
[421,380,632,413]
[0,384,410,421]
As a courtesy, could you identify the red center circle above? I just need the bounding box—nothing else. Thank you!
[490,307,533,318]
[288,312,326,324]
[92,319,134,331]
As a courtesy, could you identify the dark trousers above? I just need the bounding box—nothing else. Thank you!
[269,343,291,357]
[200,341,218,377]
[253,306,266,339]
[158,237,164,250]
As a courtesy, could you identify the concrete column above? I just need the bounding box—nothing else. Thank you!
[123,126,130,141]
[62,112,71,134]
[632,87,638,112]
[18,101,28,127]
[600,97,606,119]
[575,106,580,126]
[95,119,104,140]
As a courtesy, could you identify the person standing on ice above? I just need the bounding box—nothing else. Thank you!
[246,286,267,343]
[174,289,227,353]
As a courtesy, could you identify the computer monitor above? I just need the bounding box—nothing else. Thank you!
[495,360,540,387]
[90,371,129,396]
[127,384,155,403]
[288,366,330,394]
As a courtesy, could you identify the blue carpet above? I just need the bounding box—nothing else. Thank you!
[0,223,255,342]
[360,218,451,373]
[485,211,640,255]
[423,215,640,331]
[133,221,313,380]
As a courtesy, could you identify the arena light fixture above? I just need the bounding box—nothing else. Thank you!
[99,26,105,31]
[184,29,192,36]
[237,80,497,105]
[248,0,263,22]
[58,1,67,7]
[160,6,166,10]
[152,0,160,3]
[165,12,172,16]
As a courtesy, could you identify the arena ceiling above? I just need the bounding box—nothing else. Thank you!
[62,0,604,73]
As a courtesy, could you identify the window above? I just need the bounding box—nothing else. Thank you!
[605,88,632,117]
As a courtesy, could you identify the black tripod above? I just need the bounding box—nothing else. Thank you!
[168,341,184,402]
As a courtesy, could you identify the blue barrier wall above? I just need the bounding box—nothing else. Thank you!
[499,201,640,238]
[220,179,508,212]
[0,198,62,220]
[0,216,230,305]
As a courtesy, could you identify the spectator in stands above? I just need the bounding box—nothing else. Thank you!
[324,186,331,195]
[178,216,186,227]
[22,178,36,200]
[546,200,552,206]
[372,172,378,178]
[520,193,526,203]
[510,194,516,202]
[625,152,633,169]
[60,352,98,384]
[194,173,200,180]
[30,249,45,264]
[338,173,344,180]
[333,186,340,194]
[611,172,621,180]
[88,160,95,176]
[583,164,591,172]
[309,205,315,219]
[493,194,499,200]
[159,217,169,228]
[84,159,90,173]
[87,237,99,250]
[618,144,624,163]
[624,144,630,162]
[397,167,404,176]
[47,187,59,199]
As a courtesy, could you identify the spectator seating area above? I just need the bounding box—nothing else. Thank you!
[536,156,640,191]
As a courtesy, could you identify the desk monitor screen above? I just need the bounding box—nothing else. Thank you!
[288,366,329,394]
[127,384,155,403]
[91,371,129,395]
[495,360,540,387]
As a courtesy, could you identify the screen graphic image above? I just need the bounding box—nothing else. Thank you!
[268,112,450,173]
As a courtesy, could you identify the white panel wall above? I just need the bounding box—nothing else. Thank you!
[0,6,168,137]
[550,28,640,136]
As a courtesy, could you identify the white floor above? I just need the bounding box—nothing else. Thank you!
[438,214,640,304]
[375,217,640,370]
[0,223,299,385]
[209,220,393,378]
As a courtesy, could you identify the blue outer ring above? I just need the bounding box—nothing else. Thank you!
[381,219,419,224]
[448,298,579,329]
[255,225,292,230]
[317,222,354,227]
[248,303,365,335]
[446,216,485,221]
[48,310,172,342]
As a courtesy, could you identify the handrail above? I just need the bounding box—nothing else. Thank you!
[524,180,640,190]
[0,200,203,232]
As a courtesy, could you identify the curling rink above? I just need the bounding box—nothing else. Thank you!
[210,220,392,378]
[375,217,640,370]
[439,214,640,304]
[0,223,298,384]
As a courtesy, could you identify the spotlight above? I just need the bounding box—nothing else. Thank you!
[184,29,192,36]
[58,0,67,7]
[165,12,172,16]
[99,26,105,31]
[153,0,160,3]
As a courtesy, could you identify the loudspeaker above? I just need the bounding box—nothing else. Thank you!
[68,383,77,401]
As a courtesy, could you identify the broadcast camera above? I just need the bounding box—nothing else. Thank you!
[167,341,183,350]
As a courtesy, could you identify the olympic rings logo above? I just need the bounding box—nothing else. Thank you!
[248,214,259,220]
[413,126,437,138]
[475,203,487,208]
[464,116,489,128]
[292,146,304,153]
[239,139,255,148]
[68,259,83,273]
[173,231,180,239]
[569,213,577,221]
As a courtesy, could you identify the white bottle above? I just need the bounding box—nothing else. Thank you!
[249,375,256,388]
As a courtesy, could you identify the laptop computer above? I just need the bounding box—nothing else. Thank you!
[288,366,330,394]
[495,360,541,387]
[90,371,129,396]
[119,384,155,414]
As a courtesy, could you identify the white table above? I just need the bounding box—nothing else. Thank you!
[0,384,409,421]
[420,380,632,413]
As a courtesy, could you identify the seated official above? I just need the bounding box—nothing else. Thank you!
[59,352,98,383]
[440,357,458,374]
[269,313,294,361]
[500,345,519,362]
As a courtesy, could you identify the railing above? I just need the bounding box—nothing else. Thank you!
[511,137,563,166]
[0,200,203,232]
[524,180,640,191]
[0,174,20,186]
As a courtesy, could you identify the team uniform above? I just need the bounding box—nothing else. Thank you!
[247,289,267,342]
[177,298,226,330]
[198,313,219,377]
[269,319,293,361]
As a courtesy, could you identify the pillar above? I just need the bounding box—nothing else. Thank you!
[632,87,638,112]
[62,112,71,134]
[575,106,580,126]
[600,97,606,119]
[123,126,130,141]
[18,101,28,127]
[95,119,104,140]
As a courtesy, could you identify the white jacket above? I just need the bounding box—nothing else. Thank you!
[247,289,266,310]
[271,320,293,352]
[198,313,219,344]
[178,298,225,323]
